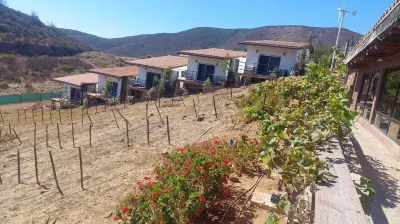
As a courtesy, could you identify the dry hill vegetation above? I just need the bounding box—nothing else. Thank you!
[0,51,129,95]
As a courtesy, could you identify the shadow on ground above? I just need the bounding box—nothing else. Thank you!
[340,136,400,224]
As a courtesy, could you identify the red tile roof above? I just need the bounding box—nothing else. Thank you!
[238,40,305,49]
[178,48,246,59]
[126,56,188,70]
[90,66,139,78]
[52,73,98,87]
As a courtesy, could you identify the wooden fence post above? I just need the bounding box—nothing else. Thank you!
[41,107,44,124]
[193,99,198,118]
[146,102,148,119]
[9,123,11,135]
[158,97,161,108]
[213,96,218,119]
[89,124,92,147]
[78,147,84,190]
[124,99,126,108]
[197,93,200,104]
[179,95,185,107]
[34,145,39,185]
[112,110,119,129]
[230,84,233,99]
[126,120,129,147]
[49,109,53,124]
[46,124,49,147]
[17,150,21,184]
[49,151,63,196]
[171,97,174,106]
[0,110,3,123]
[24,109,27,123]
[154,102,164,125]
[71,123,75,148]
[17,109,20,123]
[58,109,61,124]
[81,108,84,125]
[57,123,62,149]
[146,118,150,145]
[86,110,92,126]
[12,128,22,144]
[70,108,73,123]
[95,105,98,114]
[33,122,36,146]
[104,103,107,112]
[167,116,170,145]
[32,108,35,123]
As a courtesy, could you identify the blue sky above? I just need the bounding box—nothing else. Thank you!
[7,0,396,38]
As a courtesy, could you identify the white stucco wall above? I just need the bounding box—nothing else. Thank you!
[98,74,123,97]
[63,83,73,100]
[137,66,163,85]
[186,55,231,80]
[245,45,303,70]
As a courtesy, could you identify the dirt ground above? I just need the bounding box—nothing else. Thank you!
[0,87,278,224]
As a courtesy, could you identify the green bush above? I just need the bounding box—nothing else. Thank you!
[61,64,73,73]
[116,136,261,223]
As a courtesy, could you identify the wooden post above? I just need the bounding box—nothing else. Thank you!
[0,172,2,185]
[167,116,170,145]
[95,105,98,114]
[12,128,22,144]
[86,110,92,126]
[49,151,63,196]
[41,107,44,124]
[89,124,92,147]
[81,108,84,125]
[17,150,21,184]
[0,110,3,123]
[34,145,39,185]
[33,122,36,146]
[213,96,218,119]
[57,123,62,149]
[158,97,161,108]
[70,108,73,123]
[49,109,53,124]
[9,123,11,135]
[104,103,107,112]
[71,123,75,148]
[46,124,49,147]
[154,102,164,125]
[112,110,119,129]
[145,102,148,119]
[24,109,27,123]
[193,99,198,118]
[116,110,130,126]
[32,108,35,123]
[58,109,61,124]
[262,92,267,109]
[171,97,174,107]
[179,95,185,107]
[230,84,233,99]
[124,99,126,108]
[17,109,20,123]
[78,147,84,190]
[126,120,129,147]
[197,93,200,104]
[146,118,150,145]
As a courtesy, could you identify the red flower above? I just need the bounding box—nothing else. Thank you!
[205,146,210,150]
[168,187,174,193]
[224,190,230,198]
[210,151,216,156]
[199,195,205,202]
[241,171,247,175]
[153,192,159,197]
[144,176,151,181]
[195,211,201,217]
[177,147,186,153]
[184,168,190,173]
[113,216,121,221]
[223,160,229,166]
[217,184,222,192]
[214,137,220,144]
[137,181,143,187]
[221,176,228,184]
[132,186,136,190]
[153,168,158,173]
[184,161,192,167]
[197,167,203,171]
[121,207,129,214]
[147,181,156,186]
[207,163,213,167]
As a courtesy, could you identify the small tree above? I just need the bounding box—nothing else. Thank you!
[31,11,39,19]
[0,0,8,6]
[103,80,112,96]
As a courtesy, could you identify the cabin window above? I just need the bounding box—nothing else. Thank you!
[70,87,82,100]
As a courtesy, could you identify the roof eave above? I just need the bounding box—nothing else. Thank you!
[126,62,186,70]
[238,42,303,50]
[345,3,400,65]
[90,70,136,79]
[178,52,244,59]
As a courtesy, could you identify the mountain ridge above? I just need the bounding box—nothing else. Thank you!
[59,25,363,58]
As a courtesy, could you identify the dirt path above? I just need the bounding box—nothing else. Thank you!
[0,87,257,224]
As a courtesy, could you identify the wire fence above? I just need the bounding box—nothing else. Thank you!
[0,92,63,105]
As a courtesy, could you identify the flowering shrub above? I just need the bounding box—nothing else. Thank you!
[115,135,261,223]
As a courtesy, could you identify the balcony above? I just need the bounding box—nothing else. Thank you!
[179,70,226,85]
[244,63,293,77]
[129,78,149,90]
